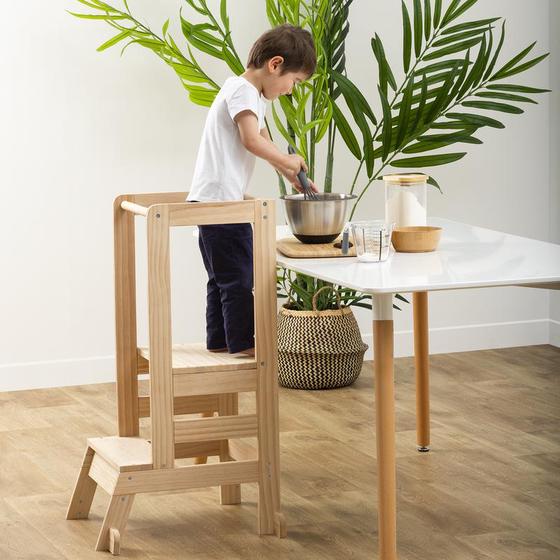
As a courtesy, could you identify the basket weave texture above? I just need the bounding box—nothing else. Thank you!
[277,288,368,390]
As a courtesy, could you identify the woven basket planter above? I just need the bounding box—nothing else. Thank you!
[277,287,368,390]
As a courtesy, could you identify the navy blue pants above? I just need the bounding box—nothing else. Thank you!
[197,223,254,354]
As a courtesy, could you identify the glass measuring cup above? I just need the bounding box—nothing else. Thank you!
[350,220,393,262]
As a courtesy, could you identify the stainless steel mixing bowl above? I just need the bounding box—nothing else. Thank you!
[280,193,357,244]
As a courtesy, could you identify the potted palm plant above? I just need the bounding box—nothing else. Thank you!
[70,0,549,388]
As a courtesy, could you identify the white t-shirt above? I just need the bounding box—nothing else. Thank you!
[187,76,268,202]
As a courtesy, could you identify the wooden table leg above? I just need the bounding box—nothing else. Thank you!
[372,294,398,560]
[413,292,430,452]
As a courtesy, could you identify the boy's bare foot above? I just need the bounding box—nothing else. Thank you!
[238,347,255,357]
[208,347,228,353]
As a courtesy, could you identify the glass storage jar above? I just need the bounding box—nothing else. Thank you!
[384,173,428,227]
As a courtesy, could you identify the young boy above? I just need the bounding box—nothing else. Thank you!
[187,24,317,356]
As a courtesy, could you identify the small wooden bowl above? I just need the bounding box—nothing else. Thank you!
[391,226,442,253]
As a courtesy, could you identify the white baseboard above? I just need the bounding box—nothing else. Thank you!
[550,320,560,348]
[1,319,557,392]
[0,356,115,392]
[363,318,554,360]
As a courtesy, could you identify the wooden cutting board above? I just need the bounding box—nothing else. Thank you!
[277,236,356,258]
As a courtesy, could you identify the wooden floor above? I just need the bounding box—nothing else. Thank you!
[1,345,559,559]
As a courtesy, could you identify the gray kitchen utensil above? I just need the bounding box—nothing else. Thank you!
[287,145,318,200]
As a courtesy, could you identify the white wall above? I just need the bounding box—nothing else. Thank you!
[0,0,555,391]
[550,0,560,346]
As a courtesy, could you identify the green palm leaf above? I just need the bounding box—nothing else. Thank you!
[411,71,448,90]
[402,1,412,73]
[272,102,295,146]
[424,37,483,60]
[372,34,397,93]
[491,41,536,78]
[413,0,423,57]
[392,152,467,167]
[423,0,431,41]
[431,121,478,130]
[332,72,376,175]
[219,0,229,26]
[396,77,414,148]
[441,0,479,27]
[487,84,550,94]
[68,12,128,20]
[492,53,549,80]
[186,88,217,107]
[433,0,443,28]
[433,27,490,48]
[411,73,429,132]
[332,71,377,124]
[395,83,443,109]
[332,104,362,159]
[462,100,523,114]
[222,45,244,74]
[447,49,470,100]
[279,95,300,135]
[265,0,282,25]
[441,17,500,35]
[379,86,393,161]
[403,136,480,153]
[96,29,132,51]
[185,0,208,16]
[181,17,223,58]
[427,176,443,192]
[418,131,481,143]
[441,0,462,26]
[427,64,461,121]
[475,91,536,104]
[171,62,211,82]
[446,111,505,128]
[415,59,470,75]
[483,20,505,81]
[456,33,488,98]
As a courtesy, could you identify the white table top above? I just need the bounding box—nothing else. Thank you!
[276,218,560,294]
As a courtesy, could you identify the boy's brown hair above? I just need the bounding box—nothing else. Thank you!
[247,24,316,76]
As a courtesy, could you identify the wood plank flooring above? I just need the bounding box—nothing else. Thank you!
[1,345,559,559]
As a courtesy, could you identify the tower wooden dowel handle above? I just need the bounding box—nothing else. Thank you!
[121,201,148,216]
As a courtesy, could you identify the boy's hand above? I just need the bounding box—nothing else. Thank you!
[292,177,319,194]
[282,155,319,193]
[279,154,321,192]
[279,153,307,185]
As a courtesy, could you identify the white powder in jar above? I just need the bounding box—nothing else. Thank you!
[385,189,426,227]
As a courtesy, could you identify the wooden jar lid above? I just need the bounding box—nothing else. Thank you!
[382,173,429,185]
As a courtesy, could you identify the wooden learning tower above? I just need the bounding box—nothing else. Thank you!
[66,192,285,554]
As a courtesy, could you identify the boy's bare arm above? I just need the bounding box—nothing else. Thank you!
[260,127,272,142]
[260,128,300,178]
[259,128,284,175]
[235,110,311,188]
